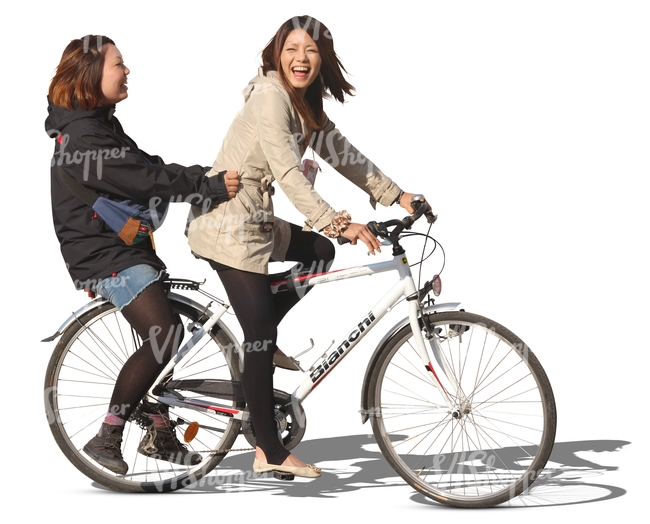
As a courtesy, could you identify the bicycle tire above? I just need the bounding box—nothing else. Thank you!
[367,311,556,508]
[44,298,245,493]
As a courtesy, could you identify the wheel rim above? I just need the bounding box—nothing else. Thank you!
[371,313,555,507]
[45,302,243,492]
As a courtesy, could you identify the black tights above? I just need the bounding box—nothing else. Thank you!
[215,224,335,465]
[108,281,183,421]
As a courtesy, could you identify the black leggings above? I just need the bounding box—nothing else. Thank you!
[214,224,335,465]
[108,281,183,421]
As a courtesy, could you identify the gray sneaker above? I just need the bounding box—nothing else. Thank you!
[137,423,203,466]
[83,423,128,475]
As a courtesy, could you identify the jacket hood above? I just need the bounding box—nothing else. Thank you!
[45,98,115,139]
[242,68,283,102]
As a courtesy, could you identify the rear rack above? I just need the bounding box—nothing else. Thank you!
[163,277,229,307]
[163,278,205,291]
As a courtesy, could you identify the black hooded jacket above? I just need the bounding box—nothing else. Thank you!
[46,99,228,289]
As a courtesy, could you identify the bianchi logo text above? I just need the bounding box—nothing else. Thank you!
[310,311,376,383]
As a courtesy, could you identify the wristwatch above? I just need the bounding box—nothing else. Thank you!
[393,190,404,206]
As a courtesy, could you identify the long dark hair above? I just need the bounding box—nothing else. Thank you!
[261,16,355,131]
[49,35,116,110]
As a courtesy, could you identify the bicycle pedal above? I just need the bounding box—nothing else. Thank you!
[273,470,295,481]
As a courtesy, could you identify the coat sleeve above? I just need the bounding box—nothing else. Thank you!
[250,86,337,231]
[55,122,228,206]
[311,116,401,208]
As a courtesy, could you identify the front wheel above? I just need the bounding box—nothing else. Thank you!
[44,297,245,493]
[367,311,556,508]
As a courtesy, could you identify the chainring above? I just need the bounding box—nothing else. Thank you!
[241,389,306,451]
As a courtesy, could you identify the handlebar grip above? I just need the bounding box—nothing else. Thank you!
[411,195,426,211]
[411,195,437,224]
[338,221,382,244]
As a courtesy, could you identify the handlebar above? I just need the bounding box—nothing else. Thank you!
[337,194,436,246]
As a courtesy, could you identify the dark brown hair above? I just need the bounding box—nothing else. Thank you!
[48,35,116,110]
[261,16,355,131]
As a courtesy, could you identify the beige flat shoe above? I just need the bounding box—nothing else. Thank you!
[253,458,321,478]
[272,352,300,371]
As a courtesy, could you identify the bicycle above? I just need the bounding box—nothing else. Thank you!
[43,197,556,508]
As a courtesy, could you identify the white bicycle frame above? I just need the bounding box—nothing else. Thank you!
[147,251,461,419]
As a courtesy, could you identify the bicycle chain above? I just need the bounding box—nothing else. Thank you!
[131,403,255,456]
[191,446,255,455]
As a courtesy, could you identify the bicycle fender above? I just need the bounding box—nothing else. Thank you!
[359,301,461,424]
[41,297,109,342]
[40,291,237,347]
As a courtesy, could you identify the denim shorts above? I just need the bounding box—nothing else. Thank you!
[94,264,165,310]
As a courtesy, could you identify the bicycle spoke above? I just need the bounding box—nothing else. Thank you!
[369,311,555,508]
[45,300,244,493]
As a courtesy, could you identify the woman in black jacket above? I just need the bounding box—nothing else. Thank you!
[46,35,238,475]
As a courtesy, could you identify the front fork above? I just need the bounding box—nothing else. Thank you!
[409,300,462,413]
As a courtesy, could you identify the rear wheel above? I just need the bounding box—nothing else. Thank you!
[367,311,556,508]
[44,297,244,493]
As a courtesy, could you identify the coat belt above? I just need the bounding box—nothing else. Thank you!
[240,176,275,231]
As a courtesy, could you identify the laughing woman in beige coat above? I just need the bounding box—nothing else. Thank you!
[187,15,421,478]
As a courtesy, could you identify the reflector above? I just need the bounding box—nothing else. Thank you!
[184,421,200,443]
[433,275,442,296]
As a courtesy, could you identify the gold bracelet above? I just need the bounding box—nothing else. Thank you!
[323,210,351,238]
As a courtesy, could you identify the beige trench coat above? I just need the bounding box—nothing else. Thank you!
[187,70,401,274]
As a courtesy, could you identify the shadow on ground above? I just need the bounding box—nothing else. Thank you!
[116,436,627,507]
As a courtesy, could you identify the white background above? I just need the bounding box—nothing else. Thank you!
[1,0,647,519]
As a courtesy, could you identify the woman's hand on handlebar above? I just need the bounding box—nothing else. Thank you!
[398,192,427,214]
[399,192,436,222]
[340,223,382,255]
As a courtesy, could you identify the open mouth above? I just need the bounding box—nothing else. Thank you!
[292,66,310,79]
